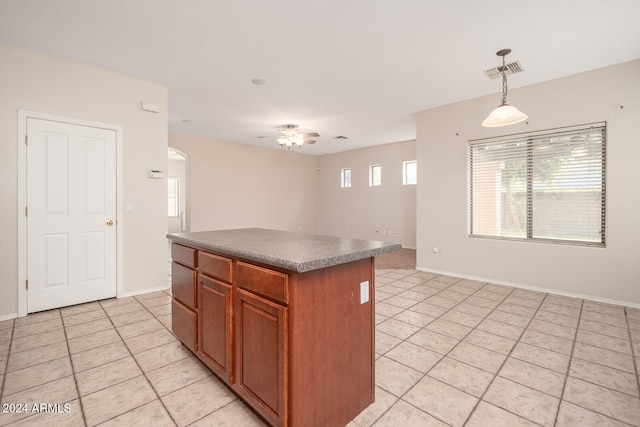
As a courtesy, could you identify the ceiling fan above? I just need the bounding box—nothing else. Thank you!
[259,124,320,149]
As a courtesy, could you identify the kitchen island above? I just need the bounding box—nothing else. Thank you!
[167,228,400,427]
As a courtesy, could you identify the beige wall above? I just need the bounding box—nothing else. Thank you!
[168,134,417,249]
[168,133,319,233]
[416,59,640,305]
[0,44,169,318]
[0,43,416,319]
[316,141,416,248]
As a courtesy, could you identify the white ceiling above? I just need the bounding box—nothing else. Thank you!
[1,0,639,155]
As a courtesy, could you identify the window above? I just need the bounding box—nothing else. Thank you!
[168,177,180,217]
[468,123,605,246]
[341,168,351,188]
[403,160,417,185]
[369,164,382,186]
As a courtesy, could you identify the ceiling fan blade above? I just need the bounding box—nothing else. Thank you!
[299,132,320,137]
[304,139,317,144]
[258,135,276,138]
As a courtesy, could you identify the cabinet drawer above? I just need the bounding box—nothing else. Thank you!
[172,262,197,310]
[235,262,288,304]
[199,252,232,283]
[172,299,197,352]
[172,243,197,268]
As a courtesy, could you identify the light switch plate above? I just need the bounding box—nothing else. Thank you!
[360,281,370,304]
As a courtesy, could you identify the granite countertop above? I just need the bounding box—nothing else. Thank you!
[167,228,401,273]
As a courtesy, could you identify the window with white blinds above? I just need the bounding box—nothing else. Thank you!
[468,123,606,246]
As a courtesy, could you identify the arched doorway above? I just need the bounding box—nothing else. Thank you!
[168,147,189,233]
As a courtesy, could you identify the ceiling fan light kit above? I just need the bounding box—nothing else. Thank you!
[278,136,304,148]
[259,124,320,150]
[482,48,528,128]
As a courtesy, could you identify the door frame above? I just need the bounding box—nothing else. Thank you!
[17,110,124,317]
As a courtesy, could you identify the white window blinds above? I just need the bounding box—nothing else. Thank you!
[469,123,605,246]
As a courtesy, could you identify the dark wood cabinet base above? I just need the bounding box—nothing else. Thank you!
[170,242,375,427]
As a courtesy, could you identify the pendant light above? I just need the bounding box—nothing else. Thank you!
[482,49,528,127]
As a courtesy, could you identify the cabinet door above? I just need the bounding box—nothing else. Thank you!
[172,299,197,352]
[235,289,288,427]
[198,274,233,383]
[172,262,197,310]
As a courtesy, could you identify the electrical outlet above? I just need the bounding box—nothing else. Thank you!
[360,281,370,304]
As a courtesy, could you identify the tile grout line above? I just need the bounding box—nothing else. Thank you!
[136,291,256,426]
[566,324,640,390]
[96,295,180,426]
[356,271,450,425]
[131,291,249,427]
[3,267,636,427]
[624,307,640,407]
[1,311,81,426]
[364,271,446,425]
[376,272,583,427]
[372,275,522,426]
[551,295,584,427]
[60,308,90,427]
[458,285,547,426]
[555,302,640,425]
[0,320,16,404]
[93,291,237,426]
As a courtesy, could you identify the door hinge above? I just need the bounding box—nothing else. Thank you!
[25,207,28,216]
[25,280,28,290]
[25,134,28,145]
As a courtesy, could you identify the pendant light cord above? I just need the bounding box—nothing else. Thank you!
[500,55,508,106]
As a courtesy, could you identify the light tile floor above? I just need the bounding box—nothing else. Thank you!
[1,269,639,426]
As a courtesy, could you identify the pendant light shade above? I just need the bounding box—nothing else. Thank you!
[482,49,527,128]
[481,104,528,127]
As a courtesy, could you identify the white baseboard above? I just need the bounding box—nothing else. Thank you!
[0,285,171,320]
[119,284,171,299]
[415,266,640,310]
[0,313,18,322]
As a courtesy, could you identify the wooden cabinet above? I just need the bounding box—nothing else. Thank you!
[234,288,288,427]
[236,261,288,304]
[172,262,197,309]
[199,251,232,283]
[198,273,233,383]
[172,299,197,352]
[171,243,197,268]
[170,242,374,427]
[171,243,198,352]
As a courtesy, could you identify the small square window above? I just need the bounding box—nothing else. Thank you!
[341,168,351,188]
[369,165,382,186]
[403,161,417,185]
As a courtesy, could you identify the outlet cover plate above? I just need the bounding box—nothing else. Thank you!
[360,281,370,304]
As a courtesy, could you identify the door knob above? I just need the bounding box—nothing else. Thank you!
[106,219,114,226]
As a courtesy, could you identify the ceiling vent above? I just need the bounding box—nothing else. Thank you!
[483,60,524,79]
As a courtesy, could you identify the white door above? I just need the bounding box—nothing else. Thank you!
[27,118,117,313]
